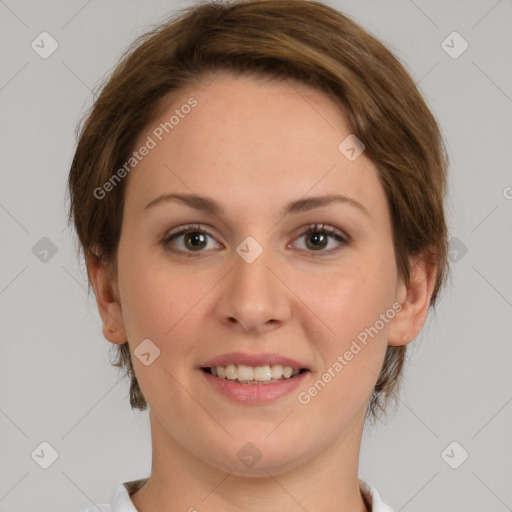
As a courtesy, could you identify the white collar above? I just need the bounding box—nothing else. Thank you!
[359,479,394,512]
[105,477,394,511]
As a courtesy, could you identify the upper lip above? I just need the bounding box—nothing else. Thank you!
[201,352,310,370]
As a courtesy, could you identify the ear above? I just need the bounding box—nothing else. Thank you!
[86,248,127,345]
[388,249,437,346]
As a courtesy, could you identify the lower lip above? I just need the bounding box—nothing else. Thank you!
[200,369,309,404]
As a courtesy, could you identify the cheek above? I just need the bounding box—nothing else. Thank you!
[117,261,203,403]
[117,245,180,342]
[296,250,398,346]
[293,257,396,417]
[118,252,220,365]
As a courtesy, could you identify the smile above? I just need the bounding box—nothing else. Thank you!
[200,366,309,403]
[202,364,306,385]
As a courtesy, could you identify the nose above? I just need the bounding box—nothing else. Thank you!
[216,242,291,334]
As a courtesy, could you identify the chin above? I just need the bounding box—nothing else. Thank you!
[203,440,311,477]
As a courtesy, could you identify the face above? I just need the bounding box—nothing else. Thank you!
[101,72,411,476]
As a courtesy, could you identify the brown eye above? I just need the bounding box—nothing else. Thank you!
[162,224,220,257]
[293,224,348,254]
[305,231,328,250]
[182,231,208,251]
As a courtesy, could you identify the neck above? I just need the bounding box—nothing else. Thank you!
[130,409,369,512]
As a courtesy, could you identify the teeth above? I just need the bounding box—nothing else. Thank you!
[208,364,301,383]
[237,364,254,381]
[271,364,283,379]
[253,365,272,381]
[282,366,293,378]
[225,364,237,380]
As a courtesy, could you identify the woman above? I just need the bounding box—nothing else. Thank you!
[68,1,449,510]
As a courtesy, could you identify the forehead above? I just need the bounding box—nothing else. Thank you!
[124,72,388,226]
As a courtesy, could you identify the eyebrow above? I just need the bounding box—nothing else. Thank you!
[144,192,371,219]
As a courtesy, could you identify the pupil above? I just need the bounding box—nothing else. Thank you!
[307,233,326,250]
[185,232,206,250]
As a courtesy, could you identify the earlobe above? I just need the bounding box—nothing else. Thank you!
[388,252,437,347]
[101,323,126,344]
[86,250,127,345]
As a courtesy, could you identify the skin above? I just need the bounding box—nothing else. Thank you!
[88,72,437,512]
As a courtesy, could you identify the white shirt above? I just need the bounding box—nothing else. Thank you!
[81,478,393,511]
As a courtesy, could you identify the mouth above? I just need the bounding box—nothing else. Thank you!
[201,364,309,385]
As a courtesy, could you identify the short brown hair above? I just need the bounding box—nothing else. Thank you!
[67,0,449,420]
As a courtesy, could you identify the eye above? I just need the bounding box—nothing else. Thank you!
[291,223,348,255]
[162,224,222,257]
[162,223,349,258]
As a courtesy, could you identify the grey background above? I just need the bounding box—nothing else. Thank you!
[0,0,511,510]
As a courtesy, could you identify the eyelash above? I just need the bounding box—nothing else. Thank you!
[162,223,349,258]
